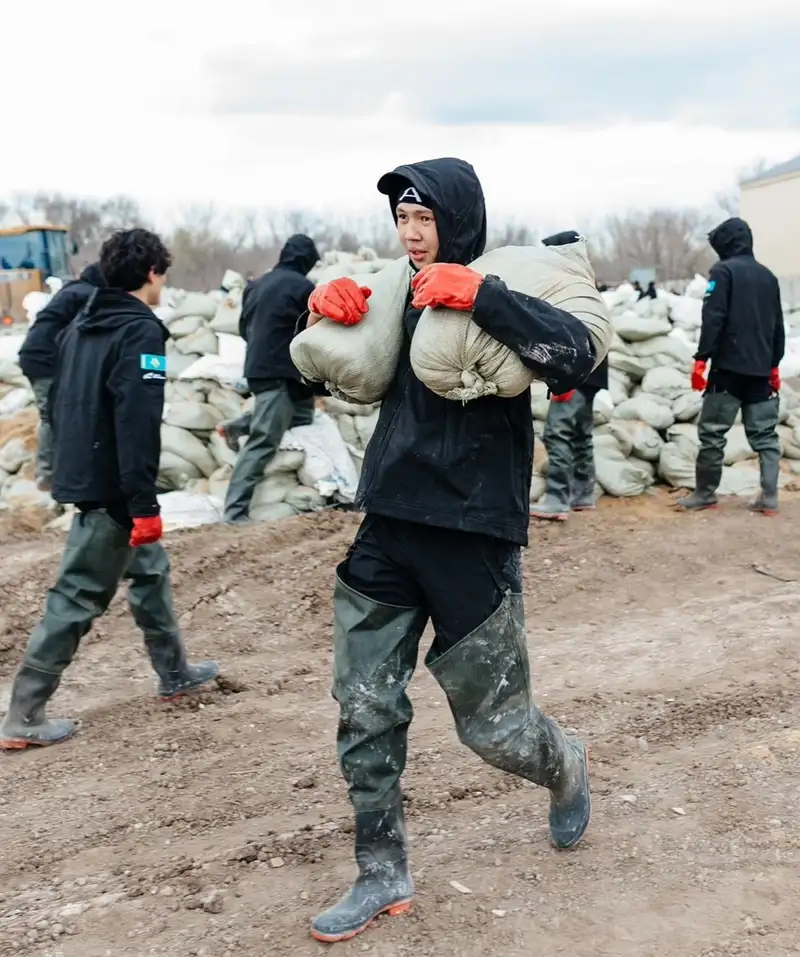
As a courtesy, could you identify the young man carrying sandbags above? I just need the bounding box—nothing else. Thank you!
[677,218,784,515]
[221,234,320,524]
[532,231,609,521]
[304,159,600,944]
[0,229,218,751]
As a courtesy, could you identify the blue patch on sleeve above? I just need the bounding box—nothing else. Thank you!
[140,354,166,372]
[704,280,716,297]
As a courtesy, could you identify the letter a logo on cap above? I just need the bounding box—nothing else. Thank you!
[398,186,422,204]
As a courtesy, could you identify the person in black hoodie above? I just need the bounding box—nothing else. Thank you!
[307,160,606,944]
[221,233,320,523]
[18,262,106,490]
[0,229,218,751]
[678,217,784,514]
[531,231,608,521]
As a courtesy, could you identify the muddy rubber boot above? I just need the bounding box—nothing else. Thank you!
[531,494,569,522]
[0,665,76,750]
[216,412,251,453]
[678,391,738,511]
[748,454,780,516]
[570,477,596,511]
[676,465,719,511]
[144,634,219,699]
[426,592,590,850]
[311,799,413,943]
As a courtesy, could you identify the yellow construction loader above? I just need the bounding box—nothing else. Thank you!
[0,225,76,328]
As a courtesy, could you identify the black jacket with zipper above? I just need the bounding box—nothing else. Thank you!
[696,217,784,377]
[18,263,105,380]
[240,234,319,396]
[354,158,599,547]
[50,288,168,518]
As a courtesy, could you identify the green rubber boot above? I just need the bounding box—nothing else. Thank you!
[0,665,76,750]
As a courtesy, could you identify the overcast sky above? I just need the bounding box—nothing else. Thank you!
[6,0,800,232]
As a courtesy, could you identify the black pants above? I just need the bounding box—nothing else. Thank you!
[341,514,522,658]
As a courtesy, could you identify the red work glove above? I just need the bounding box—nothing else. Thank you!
[410,263,484,311]
[690,359,708,392]
[130,516,163,547]
[770,367,781,392]
[308,278,371,326]
[551,390,575,403]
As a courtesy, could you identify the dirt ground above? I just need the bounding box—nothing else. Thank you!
[1,491,800,957]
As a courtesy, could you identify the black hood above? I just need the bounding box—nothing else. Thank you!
[377,157,487,266]
[542,230,580,247]
[80,262,106,286]
[278,234,320,275]
[75,287,167,337]
[709,217,753,259]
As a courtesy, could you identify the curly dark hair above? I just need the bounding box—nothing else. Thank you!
[99,228,172,291]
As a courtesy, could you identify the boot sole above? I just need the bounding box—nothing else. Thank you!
[675,503,717,511]
[159,675,219,702]
[531,513,568,522]
[552,746,591,851]
[0,725,78,751]
[311,899,412,944]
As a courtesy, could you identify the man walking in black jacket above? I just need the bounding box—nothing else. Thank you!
[222,234,320,524]
[0,229,218,751]
[306,159,605,944]
[18,263,105,490]
[532,231,608,521]
[678,218,784,514]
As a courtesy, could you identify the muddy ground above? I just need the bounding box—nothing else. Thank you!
[1,492,799,957]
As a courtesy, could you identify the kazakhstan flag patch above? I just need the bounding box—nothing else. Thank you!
[140,354,167,372]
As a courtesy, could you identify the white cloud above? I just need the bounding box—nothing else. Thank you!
[4,0,800,232]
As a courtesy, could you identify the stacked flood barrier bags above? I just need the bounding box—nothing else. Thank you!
[291,240,614,404]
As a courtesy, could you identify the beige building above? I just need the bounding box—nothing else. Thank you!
[740,156,800,280]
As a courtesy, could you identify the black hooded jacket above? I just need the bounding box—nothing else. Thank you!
[49,288,168,518]
[241,234,319,394]
[696,217,784,377]
[355,158,598,546]
[18,262,106,379]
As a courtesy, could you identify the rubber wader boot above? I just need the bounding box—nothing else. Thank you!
[144,634,219,699]
[531,494,569,522]
[0,665,76,749]
[678,391,739,511]
[749,454,780,515]
[570,477,597,511]
[426,593,590,849]
[313,570,427,942]
[217,412,251,453]
[311,799,413,943]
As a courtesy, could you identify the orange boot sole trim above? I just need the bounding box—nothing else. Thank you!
[311,900,412,944]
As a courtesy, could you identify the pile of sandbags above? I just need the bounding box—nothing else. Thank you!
[308,247,396,285]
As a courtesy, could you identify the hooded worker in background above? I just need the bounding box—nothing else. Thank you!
[305,160,602,944]
[18,262,106,490]
[0,229,218,750]
[678,217,784,514]
[221,234,320,524]
[531,230,609,521]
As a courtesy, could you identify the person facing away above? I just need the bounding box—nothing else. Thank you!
[220,234,320,524]
[678,217,785,515]
[0,228,219,751]
[531,230,609,522]
[18,262,106,491]
[303,158,605,944]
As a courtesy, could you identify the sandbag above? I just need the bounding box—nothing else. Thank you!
[593,390,614,425]
[250,501,296,523]
[158,450,202,490]
[264,449,305,476]
[167,315,205,338]
[778,424,800,459]
[530,383,551,421]
[207,386,244,421]
[530,473,546,502]
[0,437,31,474]
[166,380,204,403]
[321,396,379,417]
[166,353,203,380]
[722,425,758,465]
[160,424,217,478]
[284,485,325,512]
[673,391,702,422]
[641,367,690,401]
[0,359,27,388]
[2,478,52,510]
[251,473,299,507]
[175,326,218,356]
[286,411,360,502]
[612,395,675,431]
[658,442,696,488]
[170,292,218,321]
[290,257,412,404]
[209,288,244,335]
[595,441,654,497]
[613,312,672,343]
[0,388,33,416]
[164,401,222,432]
[410,240,612,401]
[610,419,663,462]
